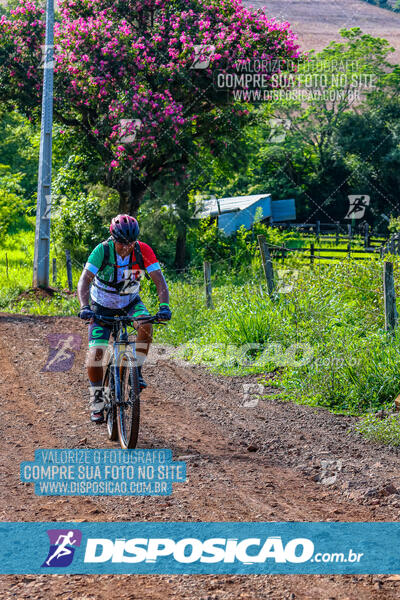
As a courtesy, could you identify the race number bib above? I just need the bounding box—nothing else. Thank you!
[119,269,143,295]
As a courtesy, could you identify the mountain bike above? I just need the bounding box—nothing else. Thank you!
[95,314,165,449]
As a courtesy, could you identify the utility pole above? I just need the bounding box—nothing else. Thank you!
[32,0,54,288]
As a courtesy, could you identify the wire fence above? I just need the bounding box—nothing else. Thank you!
[3,229,400,326]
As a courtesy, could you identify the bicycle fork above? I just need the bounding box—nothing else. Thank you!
[112,341,137,407]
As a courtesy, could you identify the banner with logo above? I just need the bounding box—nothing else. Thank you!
[1,522,400,575]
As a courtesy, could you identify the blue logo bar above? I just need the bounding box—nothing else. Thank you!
[1,522,400,574]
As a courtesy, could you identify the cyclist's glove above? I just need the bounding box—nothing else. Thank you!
[78,305,95,320]
[156,303,172,321]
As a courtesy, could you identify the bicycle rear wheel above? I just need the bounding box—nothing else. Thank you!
[117,353,140,449]
[103,363,118,441]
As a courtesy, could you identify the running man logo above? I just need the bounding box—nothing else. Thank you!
[42,333,82,372]
[345,195,370,220]
[119,119,142,144]
[41,529,82,568]
[190,44,215,69]
[40,44,56,69]
[277,269,299,294]
[268,118,291,143]
[119,269,143,295]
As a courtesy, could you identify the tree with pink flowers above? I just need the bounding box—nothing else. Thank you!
[0,0,300,214]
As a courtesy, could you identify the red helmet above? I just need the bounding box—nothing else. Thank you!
[109,214,139,243]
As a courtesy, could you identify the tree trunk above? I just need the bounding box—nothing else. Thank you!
[174,190,190,270]
[174,228,187,270]
[118,174,147,215]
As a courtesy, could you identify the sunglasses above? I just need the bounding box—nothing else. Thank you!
[115,240,135,246]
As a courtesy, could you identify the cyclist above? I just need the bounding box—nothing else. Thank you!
[77,214,171,423]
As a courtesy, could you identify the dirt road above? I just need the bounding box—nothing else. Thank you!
[1,313,400,598]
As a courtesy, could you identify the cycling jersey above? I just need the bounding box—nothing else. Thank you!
[85,240,160,309]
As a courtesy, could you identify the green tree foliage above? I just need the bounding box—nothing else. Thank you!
[51,155,119,262]
[0,111,38,200]
[360,0,400,11]
[194,29,399,228]
[254,28,398,222]
[0,164,25,232]
[0,0,299,214]
[2,23,400,268]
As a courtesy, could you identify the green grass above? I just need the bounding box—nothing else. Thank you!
[271,235,380,265]
[0,217,36,307]
[0,216,85,313]
[4,224,400,443]
[355,413,400,446]
[167,255,400,417]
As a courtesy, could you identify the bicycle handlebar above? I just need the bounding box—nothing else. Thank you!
[93,314,167,325]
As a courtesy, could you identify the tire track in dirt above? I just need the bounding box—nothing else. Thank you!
[140,364,374,522]
[1,314,400,599]
[0,315,177,600]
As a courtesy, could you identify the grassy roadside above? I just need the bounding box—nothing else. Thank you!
[0,217,84,313]
[3,224,400,444]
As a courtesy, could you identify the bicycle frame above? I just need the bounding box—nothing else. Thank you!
[94,314,163,406]
[90,314,165,448]
[110,321,136,408]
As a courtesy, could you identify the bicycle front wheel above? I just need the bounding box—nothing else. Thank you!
[117,353,140,449]
[103,363,118,442]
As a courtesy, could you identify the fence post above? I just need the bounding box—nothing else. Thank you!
[5,253,8,279]
[316,220,320,242]
[390,235,395,255]
[336,222,340,245]
[258,235,275,297]
[396,233,400,256]
[348,224,352,240]
[384,261,398,333]
[203,261,214,309]
[364,223,370,249]
[310,243,314,266]
[65,250,73,291]
[52,258,57,285]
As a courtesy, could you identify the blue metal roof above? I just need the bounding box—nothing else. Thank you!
[194,194,271,219]
[194,193,296,235]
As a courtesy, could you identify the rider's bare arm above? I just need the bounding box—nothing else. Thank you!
[149,269,169,305]
[77,269,95,307]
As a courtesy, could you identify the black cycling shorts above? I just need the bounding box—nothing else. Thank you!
[88,298,150,348]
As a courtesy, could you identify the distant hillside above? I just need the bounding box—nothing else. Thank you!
[248,0,400,61]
